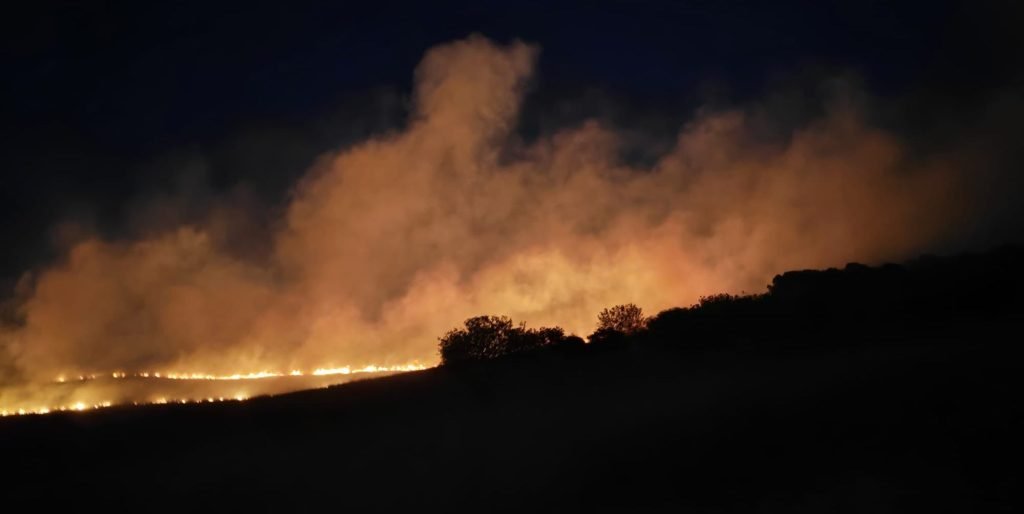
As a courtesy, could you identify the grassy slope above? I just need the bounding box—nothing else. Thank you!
[2,249,1022,511]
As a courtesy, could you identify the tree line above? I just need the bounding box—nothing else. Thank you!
[437,245,1024,365]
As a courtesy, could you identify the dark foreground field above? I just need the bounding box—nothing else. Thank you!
[2,249,1023,512]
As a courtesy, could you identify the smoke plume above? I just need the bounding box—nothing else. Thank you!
[0,35,991,406]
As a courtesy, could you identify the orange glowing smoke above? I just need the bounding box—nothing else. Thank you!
[0,35,974,412]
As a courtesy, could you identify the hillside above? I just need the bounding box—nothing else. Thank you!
[1,247,1022,511]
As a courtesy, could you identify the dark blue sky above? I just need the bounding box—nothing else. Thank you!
[1,0,1021,288]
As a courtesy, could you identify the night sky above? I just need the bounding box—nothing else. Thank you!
[2,0,1022,292]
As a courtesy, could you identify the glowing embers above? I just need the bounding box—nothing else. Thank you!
[162,371,281,381]
[2,400,114,417]
[2,363,429,417]
[311,364,426,376]
[57,363,428,383]
[0,395,256,417]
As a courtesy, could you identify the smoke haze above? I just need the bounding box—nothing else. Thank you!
[0,35,1011,407]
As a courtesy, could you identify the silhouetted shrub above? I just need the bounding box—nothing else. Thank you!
[696,293,766,318]
[533,326,567,346]
[438,316,576,364]
[559,335,586,349]
[596,304,648,334]
[645,307,693,338]
[586,327,628,350]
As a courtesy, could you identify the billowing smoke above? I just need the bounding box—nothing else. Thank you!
[0,35,990,406]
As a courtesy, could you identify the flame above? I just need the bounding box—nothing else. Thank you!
[0,363,428,417]
[311,364,425,376]
[54,363,427,383]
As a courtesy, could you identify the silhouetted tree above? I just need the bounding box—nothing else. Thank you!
[645,307,693,339]
[696,293,765,318]
[438,316,517,364]
[557,334,586,350]
[438,316,575,364]
[587,327,629,349]
[596,304,647,334]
